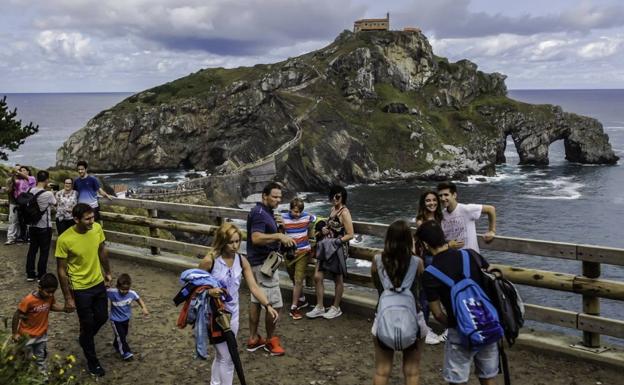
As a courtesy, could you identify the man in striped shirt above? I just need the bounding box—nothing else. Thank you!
[281,198,316,320]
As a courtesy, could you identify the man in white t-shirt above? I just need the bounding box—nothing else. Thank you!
[436,182,496,253]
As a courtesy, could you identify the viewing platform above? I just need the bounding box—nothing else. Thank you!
[1,197,624,384]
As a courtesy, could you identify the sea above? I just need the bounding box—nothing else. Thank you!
[3,89,624,342]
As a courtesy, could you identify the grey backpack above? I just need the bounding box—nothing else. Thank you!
[374,255,419,351]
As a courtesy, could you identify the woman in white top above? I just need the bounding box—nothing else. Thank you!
[55,178,78,235]
[199,222,279,385]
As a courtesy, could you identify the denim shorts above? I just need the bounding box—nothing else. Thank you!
[443,328,499,383]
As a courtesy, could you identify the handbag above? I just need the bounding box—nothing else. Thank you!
[260,251,283,277]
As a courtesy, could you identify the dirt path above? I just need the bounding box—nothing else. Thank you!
[0,243,620,384]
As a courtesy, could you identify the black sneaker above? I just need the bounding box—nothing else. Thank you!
[88,361,106,377]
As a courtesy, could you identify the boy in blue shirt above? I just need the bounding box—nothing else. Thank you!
[107,273,149,360]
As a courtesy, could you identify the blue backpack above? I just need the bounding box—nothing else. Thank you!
[425,250,503,350]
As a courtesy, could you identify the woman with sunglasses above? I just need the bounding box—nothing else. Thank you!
[306,185,354,319]
[55,178,78,235]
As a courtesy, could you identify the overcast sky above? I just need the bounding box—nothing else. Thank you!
[1,0,623,92]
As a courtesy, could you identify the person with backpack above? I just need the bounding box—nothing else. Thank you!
[24,170,56,282]
[416,220,502,385]
[371,219,425,385]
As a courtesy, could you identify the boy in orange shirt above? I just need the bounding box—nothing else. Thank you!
[12,273,65,372]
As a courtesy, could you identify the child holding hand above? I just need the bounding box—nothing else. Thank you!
[107,273,149,360]
[12,273,65,373]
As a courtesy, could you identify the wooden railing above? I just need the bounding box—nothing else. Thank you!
[2,197,624,350]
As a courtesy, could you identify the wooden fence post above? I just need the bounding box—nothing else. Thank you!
[582,260,601,347]
[148,208,160,255]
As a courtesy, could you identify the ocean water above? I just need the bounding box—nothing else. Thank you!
[3,90,624,341]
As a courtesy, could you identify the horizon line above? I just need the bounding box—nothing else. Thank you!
[2,88,624,95]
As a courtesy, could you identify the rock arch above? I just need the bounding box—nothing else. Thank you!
[492,106,618,165]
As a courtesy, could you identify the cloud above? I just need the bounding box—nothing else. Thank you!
[392,0,624,38]
[18,0,364,56]
[36,30,95,62]
[577,37,621,59]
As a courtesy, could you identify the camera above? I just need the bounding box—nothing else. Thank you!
[283,245,297,261]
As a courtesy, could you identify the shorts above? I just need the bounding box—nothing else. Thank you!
[285,251,309,285]
[250,265,283,308]
[443,328,499,383]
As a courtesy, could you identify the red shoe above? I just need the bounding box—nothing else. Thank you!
[264,336,285,356]
[246,335,266,352]
[289,308,303,320]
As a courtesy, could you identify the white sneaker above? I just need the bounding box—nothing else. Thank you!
[425,328,441,345]
[322,306,342,319]
[438,329,448,342]
[306,305,326,319]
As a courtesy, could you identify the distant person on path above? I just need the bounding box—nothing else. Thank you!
[56,203,112,377]
[437,182,496,253]
[14,165,36,242]
[74,160,112,222]
[415,190,448,345]
[55,177,79,235]
[25,170,57,282]
[5,165,22,245]
[306,185,354,320]
[199,223,279,385]
[245,182,295,356]
[281,197,316,320]
[371,220,424,385]
[107,273,149,361]
[12,273,65,374]
[417,220,500,385]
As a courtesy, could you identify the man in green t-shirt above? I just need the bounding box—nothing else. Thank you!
[56,203,112,377]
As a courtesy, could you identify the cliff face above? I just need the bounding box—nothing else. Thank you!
[56,30,618,191]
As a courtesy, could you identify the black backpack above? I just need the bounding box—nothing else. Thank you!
[483,268,525,346]
[15,188,47,225]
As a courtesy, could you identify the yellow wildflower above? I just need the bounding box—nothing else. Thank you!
[67,354,76,363]
[8,355,14,361]
[59,368,64,376]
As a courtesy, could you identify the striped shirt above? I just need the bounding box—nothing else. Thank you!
[282,211,316,253]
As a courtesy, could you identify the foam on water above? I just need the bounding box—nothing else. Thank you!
[524,177,583,200]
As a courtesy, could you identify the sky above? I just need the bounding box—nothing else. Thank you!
[1,0,623,92]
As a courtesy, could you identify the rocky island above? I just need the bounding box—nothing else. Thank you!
[56,30,619,194]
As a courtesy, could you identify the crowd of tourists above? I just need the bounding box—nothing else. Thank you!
[10,165,511,384]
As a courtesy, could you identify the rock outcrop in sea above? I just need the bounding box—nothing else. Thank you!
[56,30,619,192]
